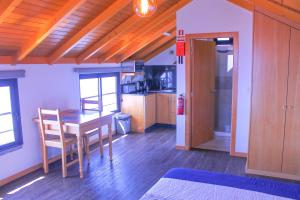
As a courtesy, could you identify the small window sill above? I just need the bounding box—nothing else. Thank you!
[0,145,23,156]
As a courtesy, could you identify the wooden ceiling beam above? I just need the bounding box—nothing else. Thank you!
[132,28,176,59]
[1,56,99,64]
[77,0,167,63]
[115,19,176,62]
[115,19,176,63]
[48,0,131,64]
[143,38,176,62]
[17,0,87,61]
[0,0,23,24]
[99,0,191,63]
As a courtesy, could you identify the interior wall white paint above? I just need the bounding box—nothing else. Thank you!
[0,63,119,180]
[145,45,176,65]
[176,0,253,153]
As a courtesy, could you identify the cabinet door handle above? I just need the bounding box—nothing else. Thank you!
[282,105,287,110]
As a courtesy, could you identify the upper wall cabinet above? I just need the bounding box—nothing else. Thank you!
[248,12,300,181]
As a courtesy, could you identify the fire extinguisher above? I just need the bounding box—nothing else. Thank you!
[177,94,185,115]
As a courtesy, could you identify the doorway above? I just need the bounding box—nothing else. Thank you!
[185,32,239,156]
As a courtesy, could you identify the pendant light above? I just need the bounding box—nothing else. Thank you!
[133,0,157,17]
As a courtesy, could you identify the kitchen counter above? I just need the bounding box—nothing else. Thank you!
[122,90,176,96]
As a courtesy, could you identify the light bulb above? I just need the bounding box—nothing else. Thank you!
[133,0,157,17]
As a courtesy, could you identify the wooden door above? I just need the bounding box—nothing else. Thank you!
[191,40,216,147]
[248,12,290,173]
[156,93,169,124]
[282,28,300,176]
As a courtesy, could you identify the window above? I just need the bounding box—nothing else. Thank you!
[227,54,234,72]
[79,73,120,112]
[0,79,23,152]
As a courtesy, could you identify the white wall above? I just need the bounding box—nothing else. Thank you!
[176,0,253,153]
[145,45,176,65]
[0,63,119,180]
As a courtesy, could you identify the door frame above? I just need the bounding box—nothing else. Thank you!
[185,32,243,157]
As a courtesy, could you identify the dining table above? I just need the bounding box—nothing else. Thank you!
[33,109,114,178]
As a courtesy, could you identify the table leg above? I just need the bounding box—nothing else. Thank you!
[77,135,84,178]
[108,123,113,161]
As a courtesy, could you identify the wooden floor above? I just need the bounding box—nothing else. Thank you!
[1,127,250,200]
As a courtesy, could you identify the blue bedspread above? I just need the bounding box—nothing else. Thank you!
[164,168,300,199]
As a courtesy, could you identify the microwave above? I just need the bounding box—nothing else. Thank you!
[122,83,136,94]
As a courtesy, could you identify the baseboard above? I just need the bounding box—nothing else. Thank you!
[0,154,62,187]
[175,145,190,151]
[230,151,247,158]
[246,168,300,181]
[0,131,116,187]
[155,123,176,128]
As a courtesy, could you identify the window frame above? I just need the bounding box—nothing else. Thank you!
[79,72,121,113]
[0,79,23,152]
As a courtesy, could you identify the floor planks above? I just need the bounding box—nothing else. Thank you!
[0,127,280,200]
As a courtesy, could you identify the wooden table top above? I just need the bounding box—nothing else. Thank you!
[33,109,114,126]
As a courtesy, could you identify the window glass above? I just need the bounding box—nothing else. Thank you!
[102,94,117,106]
[0,86,12,114]
[0,114,14,133]
[103,104,117,112]
[79,73,119,112]
[0,79,22,152]
[80,78,98,98]
[102,77,116,94]
[0,131,15,146]
[227,54,234,72]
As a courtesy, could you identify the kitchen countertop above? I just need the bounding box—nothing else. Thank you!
[122,90,176,96]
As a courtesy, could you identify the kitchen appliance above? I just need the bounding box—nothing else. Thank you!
[122,83,137,94]
[121,60,144,72]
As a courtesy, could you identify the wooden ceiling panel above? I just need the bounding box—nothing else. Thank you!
[131,28,176,60]
[0,0,193,63]
[48,0,132,63]
[95,0,189,63]
[64,3,133,58]
[28,0,114,57]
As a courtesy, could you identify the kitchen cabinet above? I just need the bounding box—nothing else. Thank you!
[248,12,300,181]
[156,93,176,125]
[121,94,156,133]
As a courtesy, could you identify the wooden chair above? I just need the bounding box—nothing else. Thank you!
[83,128,103,164]
[38,108,79,178]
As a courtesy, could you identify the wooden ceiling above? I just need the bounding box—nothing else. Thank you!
[0,0,191,64]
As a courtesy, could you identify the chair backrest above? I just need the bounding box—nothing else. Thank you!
[38,108,65,143]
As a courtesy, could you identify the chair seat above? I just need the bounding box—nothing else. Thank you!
[45,134,77,148]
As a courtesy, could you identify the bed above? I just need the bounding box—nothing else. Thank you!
[140,168,300,200]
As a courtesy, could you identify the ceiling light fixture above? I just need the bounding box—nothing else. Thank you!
[133,0,157,17]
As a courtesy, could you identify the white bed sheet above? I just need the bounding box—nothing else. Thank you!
[140,178,293,200]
